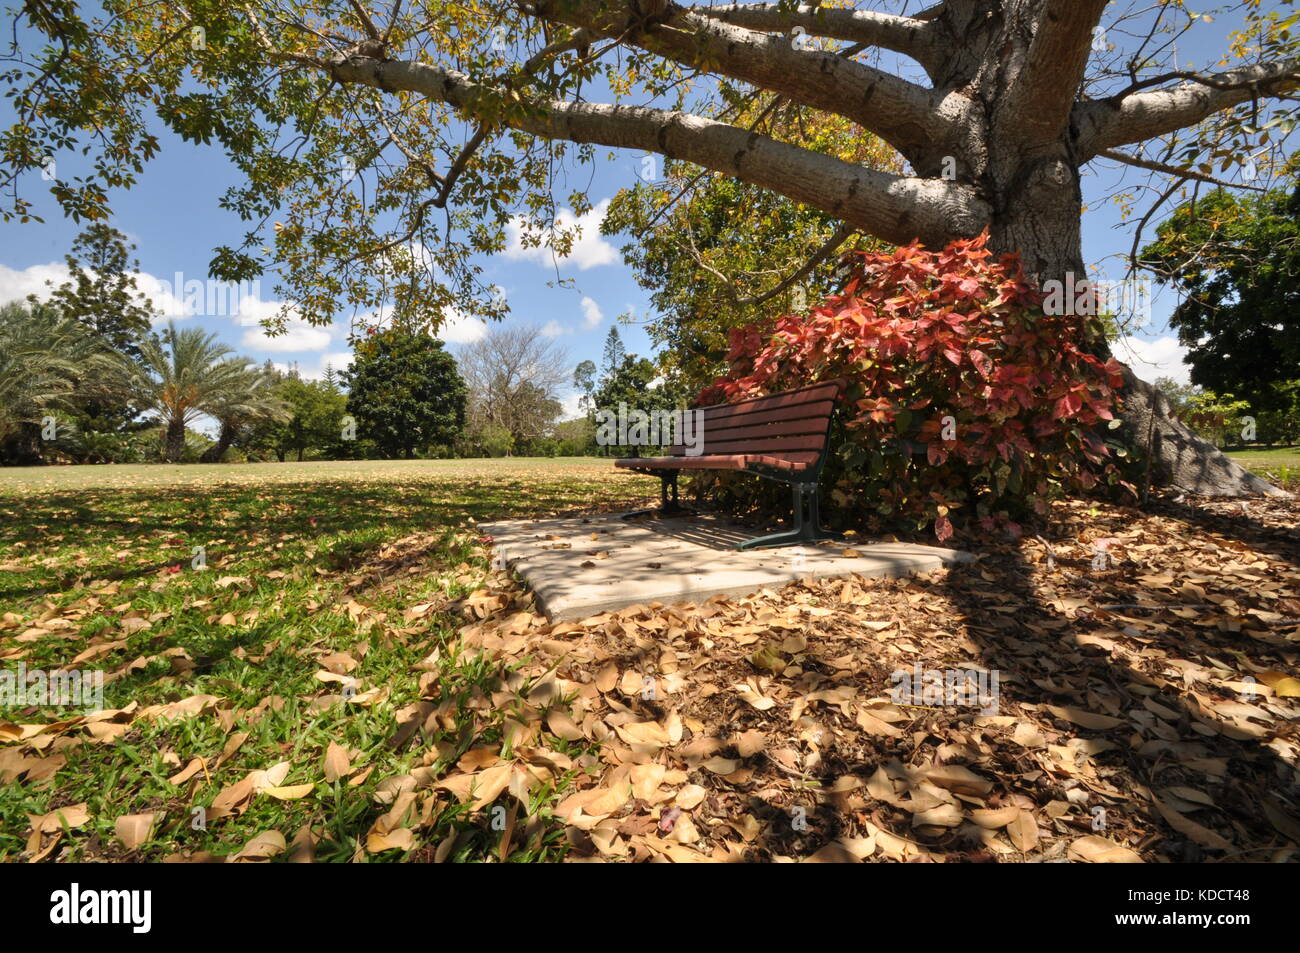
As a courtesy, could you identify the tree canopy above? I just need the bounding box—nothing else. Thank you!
[112,320,254,461]
[344,326,467,458]
[0,299,108,460]
[250,369,350,461]
[42,223,156,360]
[4,0,1296,493]
[604,89,898,391]
[458,325,569,452]
[3,1,1295,328]
[1141,164,1300,424]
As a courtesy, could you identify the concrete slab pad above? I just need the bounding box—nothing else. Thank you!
[481,511,974,621]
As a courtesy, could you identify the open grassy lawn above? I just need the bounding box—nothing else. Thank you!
[0,456,629,492]
[1226,446,1300,489]
[1,458,655,862]
[2,459,1299,863]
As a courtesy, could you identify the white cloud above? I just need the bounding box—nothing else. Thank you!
[1114,334,1192,387]
[243,318,332,353]
[438,307,488,344]
[503,199,619,270]
[580,296,604,328]
[321,351,354,373]
[1,261,281,326]
[232,294,333,352]
[559,392,585,420]
[4,260,357,369]
[132,271,200,322]
[233,294,294,327]
[534,298,602,337]
[0,261,71,305]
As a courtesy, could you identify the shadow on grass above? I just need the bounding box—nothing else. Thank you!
[0,477,655,603]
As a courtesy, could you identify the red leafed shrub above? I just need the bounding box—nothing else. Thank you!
[697,232,1130,540]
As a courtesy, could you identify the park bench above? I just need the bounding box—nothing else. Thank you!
[615,380,843,550]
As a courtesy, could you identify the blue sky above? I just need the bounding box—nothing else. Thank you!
[0,122,661,419]
[1,3,1271,420]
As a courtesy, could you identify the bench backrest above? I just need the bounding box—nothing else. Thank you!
[668,380,842,465]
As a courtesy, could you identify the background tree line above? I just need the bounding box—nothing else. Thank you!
[11,168,1290,469]
[0,226,627,466]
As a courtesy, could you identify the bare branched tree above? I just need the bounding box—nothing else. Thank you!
[457,326,571,448]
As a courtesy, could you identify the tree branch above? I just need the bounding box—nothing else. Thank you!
[525,0,970,159]
[687,3,939,70]
[345,0,382,42]
[325,54,990,247]
[1075,56,1300,157]
[996,0,1109,152]
[1095,147,1267,192]
[737,221,855,308]
[678,217,854,308]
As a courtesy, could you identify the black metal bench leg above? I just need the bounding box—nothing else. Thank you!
[807,485,845,544]
[737,482,844,550]
[660,472,686,514]
[622,472,688,519]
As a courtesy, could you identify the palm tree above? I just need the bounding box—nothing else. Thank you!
[0,301,107,459]
[198,364,290,462]
[114,321,252,462]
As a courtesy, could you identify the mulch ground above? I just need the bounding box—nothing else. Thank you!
[446,490,1300,862]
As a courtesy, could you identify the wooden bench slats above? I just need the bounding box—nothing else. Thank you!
[697,434,828,456]
[749,451,821,470]
[615,451,820,472]
[613,380,841,549]
[619,380,841,469]
[697,399,836,432]
[666,415,832,455]
[667,435,828,458]
[746,452,820,470]
[701,380,841,411]
[698,386,840,426]
[616,454,747,471]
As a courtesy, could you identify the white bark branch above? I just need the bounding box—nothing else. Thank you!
[688,3,939,70]
[996,0,1109,152]
[326,54,990,247]
[526,0,971,158]
[1075,56,1300,157]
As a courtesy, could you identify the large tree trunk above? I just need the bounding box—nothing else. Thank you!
[916,1,1292,501]
[163,417,186,463]
[986,181,1287,497]
[199,421,238,463]
[1118,370,1290,497]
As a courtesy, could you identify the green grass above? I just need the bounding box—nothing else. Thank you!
[1225,445,1300,490]
[0,458,654,862]
[0,455,623,492]
[1225,445,1300,467]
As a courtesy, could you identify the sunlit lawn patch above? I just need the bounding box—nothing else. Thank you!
[0,459,653,862]
[1226,446,1300,491]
